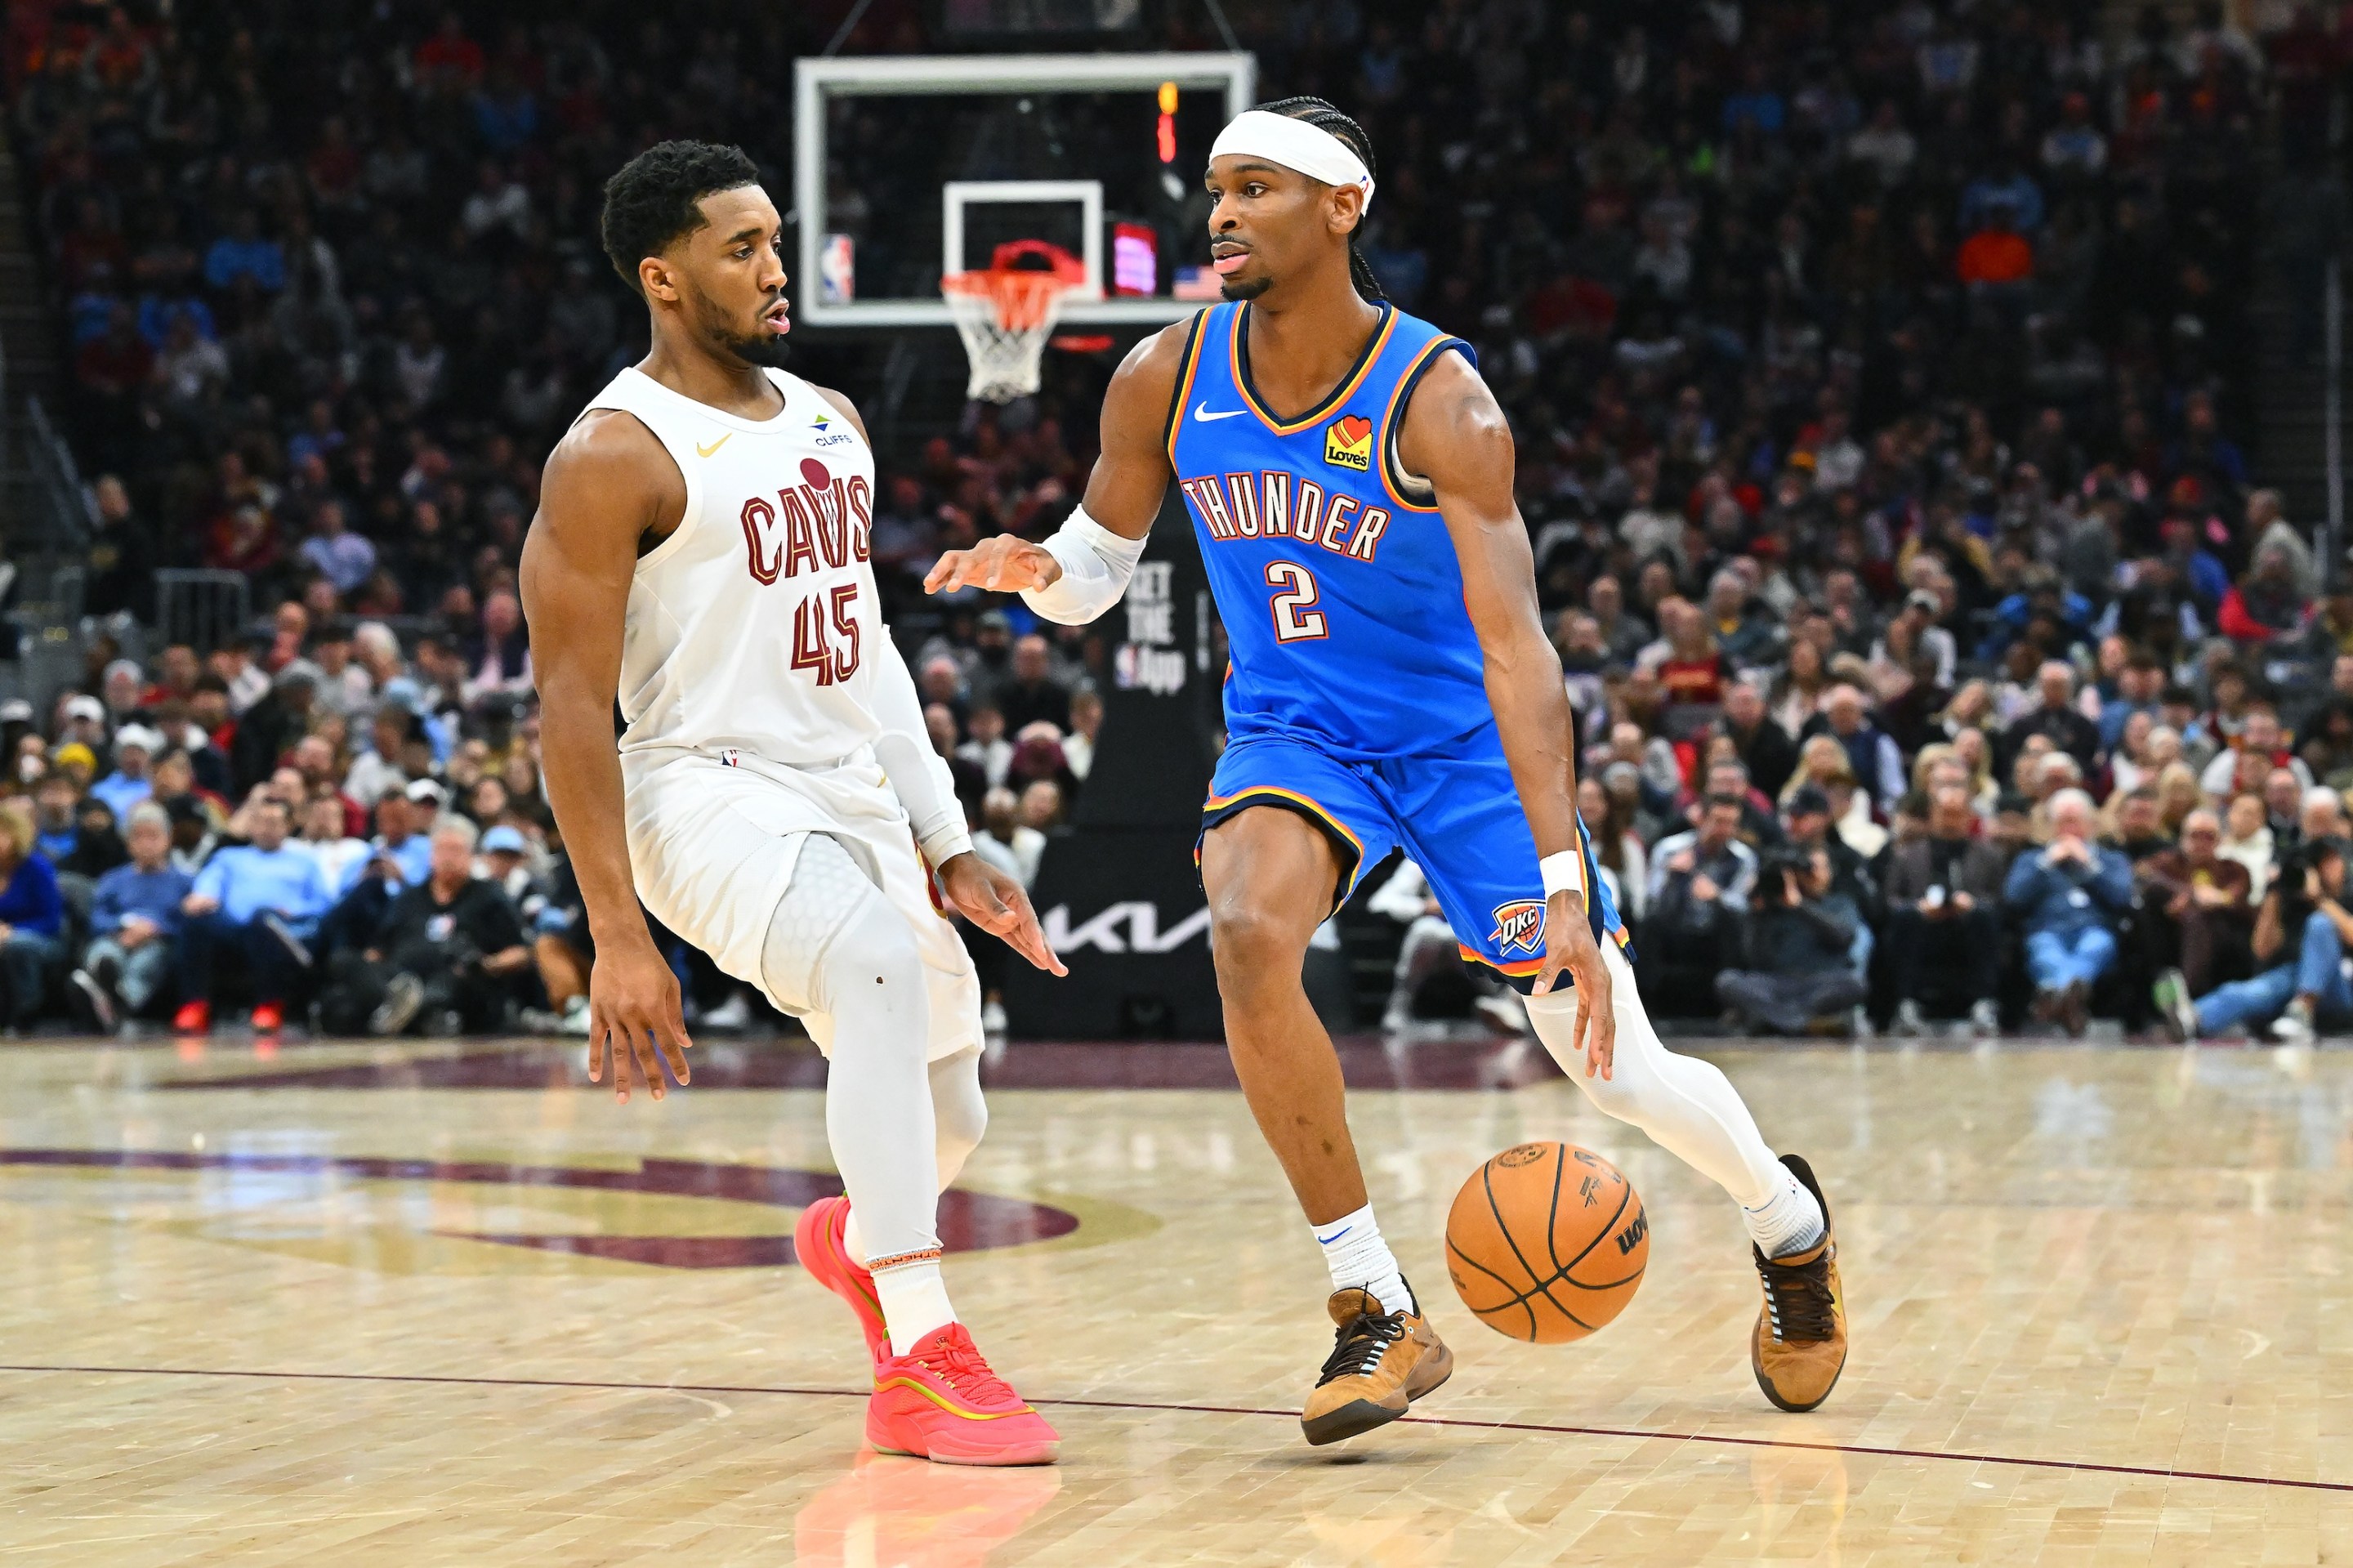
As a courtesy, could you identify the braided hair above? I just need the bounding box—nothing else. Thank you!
[1257,96,1386,302]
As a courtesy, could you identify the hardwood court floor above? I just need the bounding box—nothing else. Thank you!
[1,1030,2349,1565]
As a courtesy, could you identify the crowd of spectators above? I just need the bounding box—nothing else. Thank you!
[9,1,2353,1039]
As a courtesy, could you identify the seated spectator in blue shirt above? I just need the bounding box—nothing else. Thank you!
[202,208,284,293]
[70,802,192,1030]
[0,800,65,1029]
[375,788,435,889]
[30,775,80,864]
[89,722,162,825]
[2003,788,2135,1035]
[174,797,333,1034]
[2160,838,2353,1046]
[297,500,377,596]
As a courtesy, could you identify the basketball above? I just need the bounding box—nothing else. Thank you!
[1444,1142,1648,1343]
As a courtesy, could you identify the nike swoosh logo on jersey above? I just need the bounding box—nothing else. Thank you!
[1193,402,1247,422]
[695,433,733,458]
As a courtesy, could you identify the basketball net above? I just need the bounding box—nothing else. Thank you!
[941,239,1087,403]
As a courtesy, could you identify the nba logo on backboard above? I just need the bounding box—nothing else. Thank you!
[819,235,855,306]
[1324,415,1373,471]
[1489,899,1545,955]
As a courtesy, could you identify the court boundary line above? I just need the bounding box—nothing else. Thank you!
[1,1361,2344,1496]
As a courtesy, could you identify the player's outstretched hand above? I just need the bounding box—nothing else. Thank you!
[940,851,1069,976]
[586,937,694,1104]
[1533,891,1616,1080]
[924,534,1061,596]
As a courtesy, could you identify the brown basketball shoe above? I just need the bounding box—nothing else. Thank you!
[1300,1282,1453,1446]
[1750,1155,1848,1413]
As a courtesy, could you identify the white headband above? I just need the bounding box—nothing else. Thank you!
[1208,109,1374,212]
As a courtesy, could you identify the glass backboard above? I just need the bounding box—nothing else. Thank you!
[792,52,1256,328]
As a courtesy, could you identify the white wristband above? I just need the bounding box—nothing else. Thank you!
[1540,850,1587,900]
[1020,506,1147,625]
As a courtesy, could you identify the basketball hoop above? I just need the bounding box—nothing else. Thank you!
[941,239,1088,403]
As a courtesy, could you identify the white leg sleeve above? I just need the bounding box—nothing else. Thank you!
[762,833,941,1267]
[929,1046,987,1192]
[1526,940,1787,1208]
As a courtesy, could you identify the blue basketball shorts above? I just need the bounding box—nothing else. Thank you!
[1198,727,1629,991]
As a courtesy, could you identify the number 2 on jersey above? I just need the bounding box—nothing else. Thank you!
[792,582,861,684]
[1265,560,1328,642]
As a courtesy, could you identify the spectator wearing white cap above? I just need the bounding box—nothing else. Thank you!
[404,776,445,835]
[58,693,107,753]
[477,824,532,901]
[90,724,163,824]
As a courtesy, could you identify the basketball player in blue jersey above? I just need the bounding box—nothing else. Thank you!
[929,99,1850,1444]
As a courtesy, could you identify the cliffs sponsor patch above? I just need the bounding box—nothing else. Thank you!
[1323,413,1373,471]
[1489,898,1545,956]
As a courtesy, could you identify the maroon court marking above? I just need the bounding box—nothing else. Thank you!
[0,1361,2342,1496]
[160,1035,1566,1092]
[0,1149,1076,1267]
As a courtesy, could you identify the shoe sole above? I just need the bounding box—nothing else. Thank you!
[371,979,424,1036]
[69,972,116,1033]
[1302,1396,1409,1446]
[870,1436,1060,1466]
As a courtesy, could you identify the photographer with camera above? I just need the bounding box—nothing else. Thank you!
[1715,843,1869,1034]
[315,815,532,1036]
[2156,835,2353,1044]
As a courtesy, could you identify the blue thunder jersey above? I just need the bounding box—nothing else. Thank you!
[1169,300,1627,984]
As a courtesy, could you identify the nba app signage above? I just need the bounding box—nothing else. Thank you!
[1114,561,1185,696]
[1009,489,1220,1037]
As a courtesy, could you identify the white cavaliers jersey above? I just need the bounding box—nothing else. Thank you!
[578,364,882,766]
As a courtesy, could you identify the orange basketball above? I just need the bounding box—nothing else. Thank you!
[1444,1141,1648,1342]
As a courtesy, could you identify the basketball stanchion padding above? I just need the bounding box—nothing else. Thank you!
[940,239,1089,403]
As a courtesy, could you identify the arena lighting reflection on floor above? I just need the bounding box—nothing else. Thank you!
[154,1032,1568,1092]
[0,1147,1076,1268]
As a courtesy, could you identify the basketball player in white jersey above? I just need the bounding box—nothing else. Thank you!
[520,141,1064,1467]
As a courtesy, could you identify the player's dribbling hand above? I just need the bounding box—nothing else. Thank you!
[1533,891,1616,1080]
[923,535,1061,596]
[939,852,1069,976]
[587,938,693,1104]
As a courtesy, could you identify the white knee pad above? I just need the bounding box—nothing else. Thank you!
[761,833,924,1017]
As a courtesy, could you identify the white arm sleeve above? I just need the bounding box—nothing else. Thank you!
[1020,506,1149,625]
[868,630,975,867]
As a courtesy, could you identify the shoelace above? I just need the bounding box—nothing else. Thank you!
[911,1333,1020,1405]
[1317,1311,1407,1386]
[1755,1249,1836,1343]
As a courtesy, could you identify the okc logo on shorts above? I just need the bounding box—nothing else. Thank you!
[1489,898,1546,956]
[1323,414,1373,471]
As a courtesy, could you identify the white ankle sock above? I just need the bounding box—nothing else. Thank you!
[1744,1168,1826,1258]
[1312,1203,1414,1316]
[872,1259,955,1356]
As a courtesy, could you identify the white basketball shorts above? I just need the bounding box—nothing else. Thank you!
[620,745,981,1062]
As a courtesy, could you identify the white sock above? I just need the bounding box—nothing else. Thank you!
[842,1209,864,1264]
[873,1259,956,1356]
[1744,1167,1826,1258]
[1313,1203,1414,1316]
